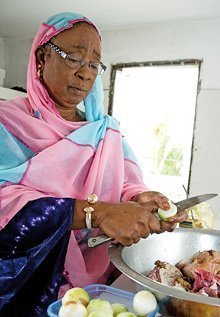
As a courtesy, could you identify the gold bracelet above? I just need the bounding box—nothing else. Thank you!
[83,194,98,229]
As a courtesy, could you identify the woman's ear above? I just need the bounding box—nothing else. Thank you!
[35,45,50,80]
[35,46,46,70]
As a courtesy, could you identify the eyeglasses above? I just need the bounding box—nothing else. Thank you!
[47,41,107,75]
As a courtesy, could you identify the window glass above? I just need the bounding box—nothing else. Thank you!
[111,63,199,201]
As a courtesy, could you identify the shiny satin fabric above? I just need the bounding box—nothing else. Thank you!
[0,197,73,316]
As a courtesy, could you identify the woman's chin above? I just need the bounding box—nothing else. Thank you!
[57,96,84,108]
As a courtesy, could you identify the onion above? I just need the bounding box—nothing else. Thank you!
[87,299,113,315]
[158,200,177,221]
[116,313,136,317]
[59,301,88,317]
[88,312,113,317]
[112,303,128,316]
[62,287,90,306]
[133,290,157,316]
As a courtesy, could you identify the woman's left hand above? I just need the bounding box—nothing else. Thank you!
[133,191,188,232]
[133,191,170,210]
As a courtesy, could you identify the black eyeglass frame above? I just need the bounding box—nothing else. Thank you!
[46,41,107,75]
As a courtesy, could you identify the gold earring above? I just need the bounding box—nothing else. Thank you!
[37,64,43,80]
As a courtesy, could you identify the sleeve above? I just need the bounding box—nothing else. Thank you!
[0,197,74,317]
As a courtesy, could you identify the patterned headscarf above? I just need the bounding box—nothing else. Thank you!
[27,12,104,122]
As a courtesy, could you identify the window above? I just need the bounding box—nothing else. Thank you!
[109,60,201,201]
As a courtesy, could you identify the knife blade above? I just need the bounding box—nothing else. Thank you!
[87,193,218,248]
[175,193,217,211]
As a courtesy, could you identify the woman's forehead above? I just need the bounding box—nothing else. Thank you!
[55,22,100,43]
[54,23,101,55]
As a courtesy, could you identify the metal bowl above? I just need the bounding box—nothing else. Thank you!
[109,228,220,317]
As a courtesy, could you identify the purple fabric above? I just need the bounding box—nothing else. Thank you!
[0,197,74,317]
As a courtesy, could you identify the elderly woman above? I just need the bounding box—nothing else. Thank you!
[0,12,187,316]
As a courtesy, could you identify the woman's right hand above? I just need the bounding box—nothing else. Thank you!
[93,201,169,246]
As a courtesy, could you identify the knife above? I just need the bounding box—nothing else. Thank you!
[87,193,218,248]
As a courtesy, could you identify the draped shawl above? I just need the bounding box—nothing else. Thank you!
[0,12,147,288]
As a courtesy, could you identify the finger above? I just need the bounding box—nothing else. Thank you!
[168,211,188,223]
[133,236,141,244]
[118,237,133,246]
[119,232,141,246]
[141,201,159,212]
[140,231,150,239]
[141,192,169,210]
[160,221,177,232]
[155,228,165,234]
[136,191,167,203]
[140,227,150,239]
[153,195,170,210]
[147,214,161,233]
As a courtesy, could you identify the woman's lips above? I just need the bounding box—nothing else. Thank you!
[68,86,86,96]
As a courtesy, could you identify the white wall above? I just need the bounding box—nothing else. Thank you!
[3,19,220,224]
[0,37,5,69]
[4,36,32,89]
[0,37,6,85]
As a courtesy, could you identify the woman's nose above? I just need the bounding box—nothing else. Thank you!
[75,64,92,81]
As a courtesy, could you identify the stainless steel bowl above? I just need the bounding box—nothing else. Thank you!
[109,228,220,317]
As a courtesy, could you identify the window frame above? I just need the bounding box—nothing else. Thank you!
[108,59,202,197]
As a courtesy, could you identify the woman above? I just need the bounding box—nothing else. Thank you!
[0,12,187,316]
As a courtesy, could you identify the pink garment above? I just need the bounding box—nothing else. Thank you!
[0,15,148,288]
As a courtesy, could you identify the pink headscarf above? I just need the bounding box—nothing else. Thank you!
[0,12,148,289]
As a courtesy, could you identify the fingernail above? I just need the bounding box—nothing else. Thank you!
[163,203,169,209]
[169,218,175,222]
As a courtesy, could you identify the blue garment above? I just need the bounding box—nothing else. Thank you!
[0,197,74,317]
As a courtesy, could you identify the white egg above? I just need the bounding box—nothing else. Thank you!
[133,290,157,316]
[158,200,177,221]
[58,302,88,317]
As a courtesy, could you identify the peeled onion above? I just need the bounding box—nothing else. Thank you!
[133,290,157,316]
[116,313,136,317]
[87,299,113,315]
[88,312,113,317]
[112,303,128,316]
[62,287,90,306]
[59,302,88,317]
[158,200,177,221]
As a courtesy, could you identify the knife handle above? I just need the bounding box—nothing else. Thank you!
[88,234,113,247]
